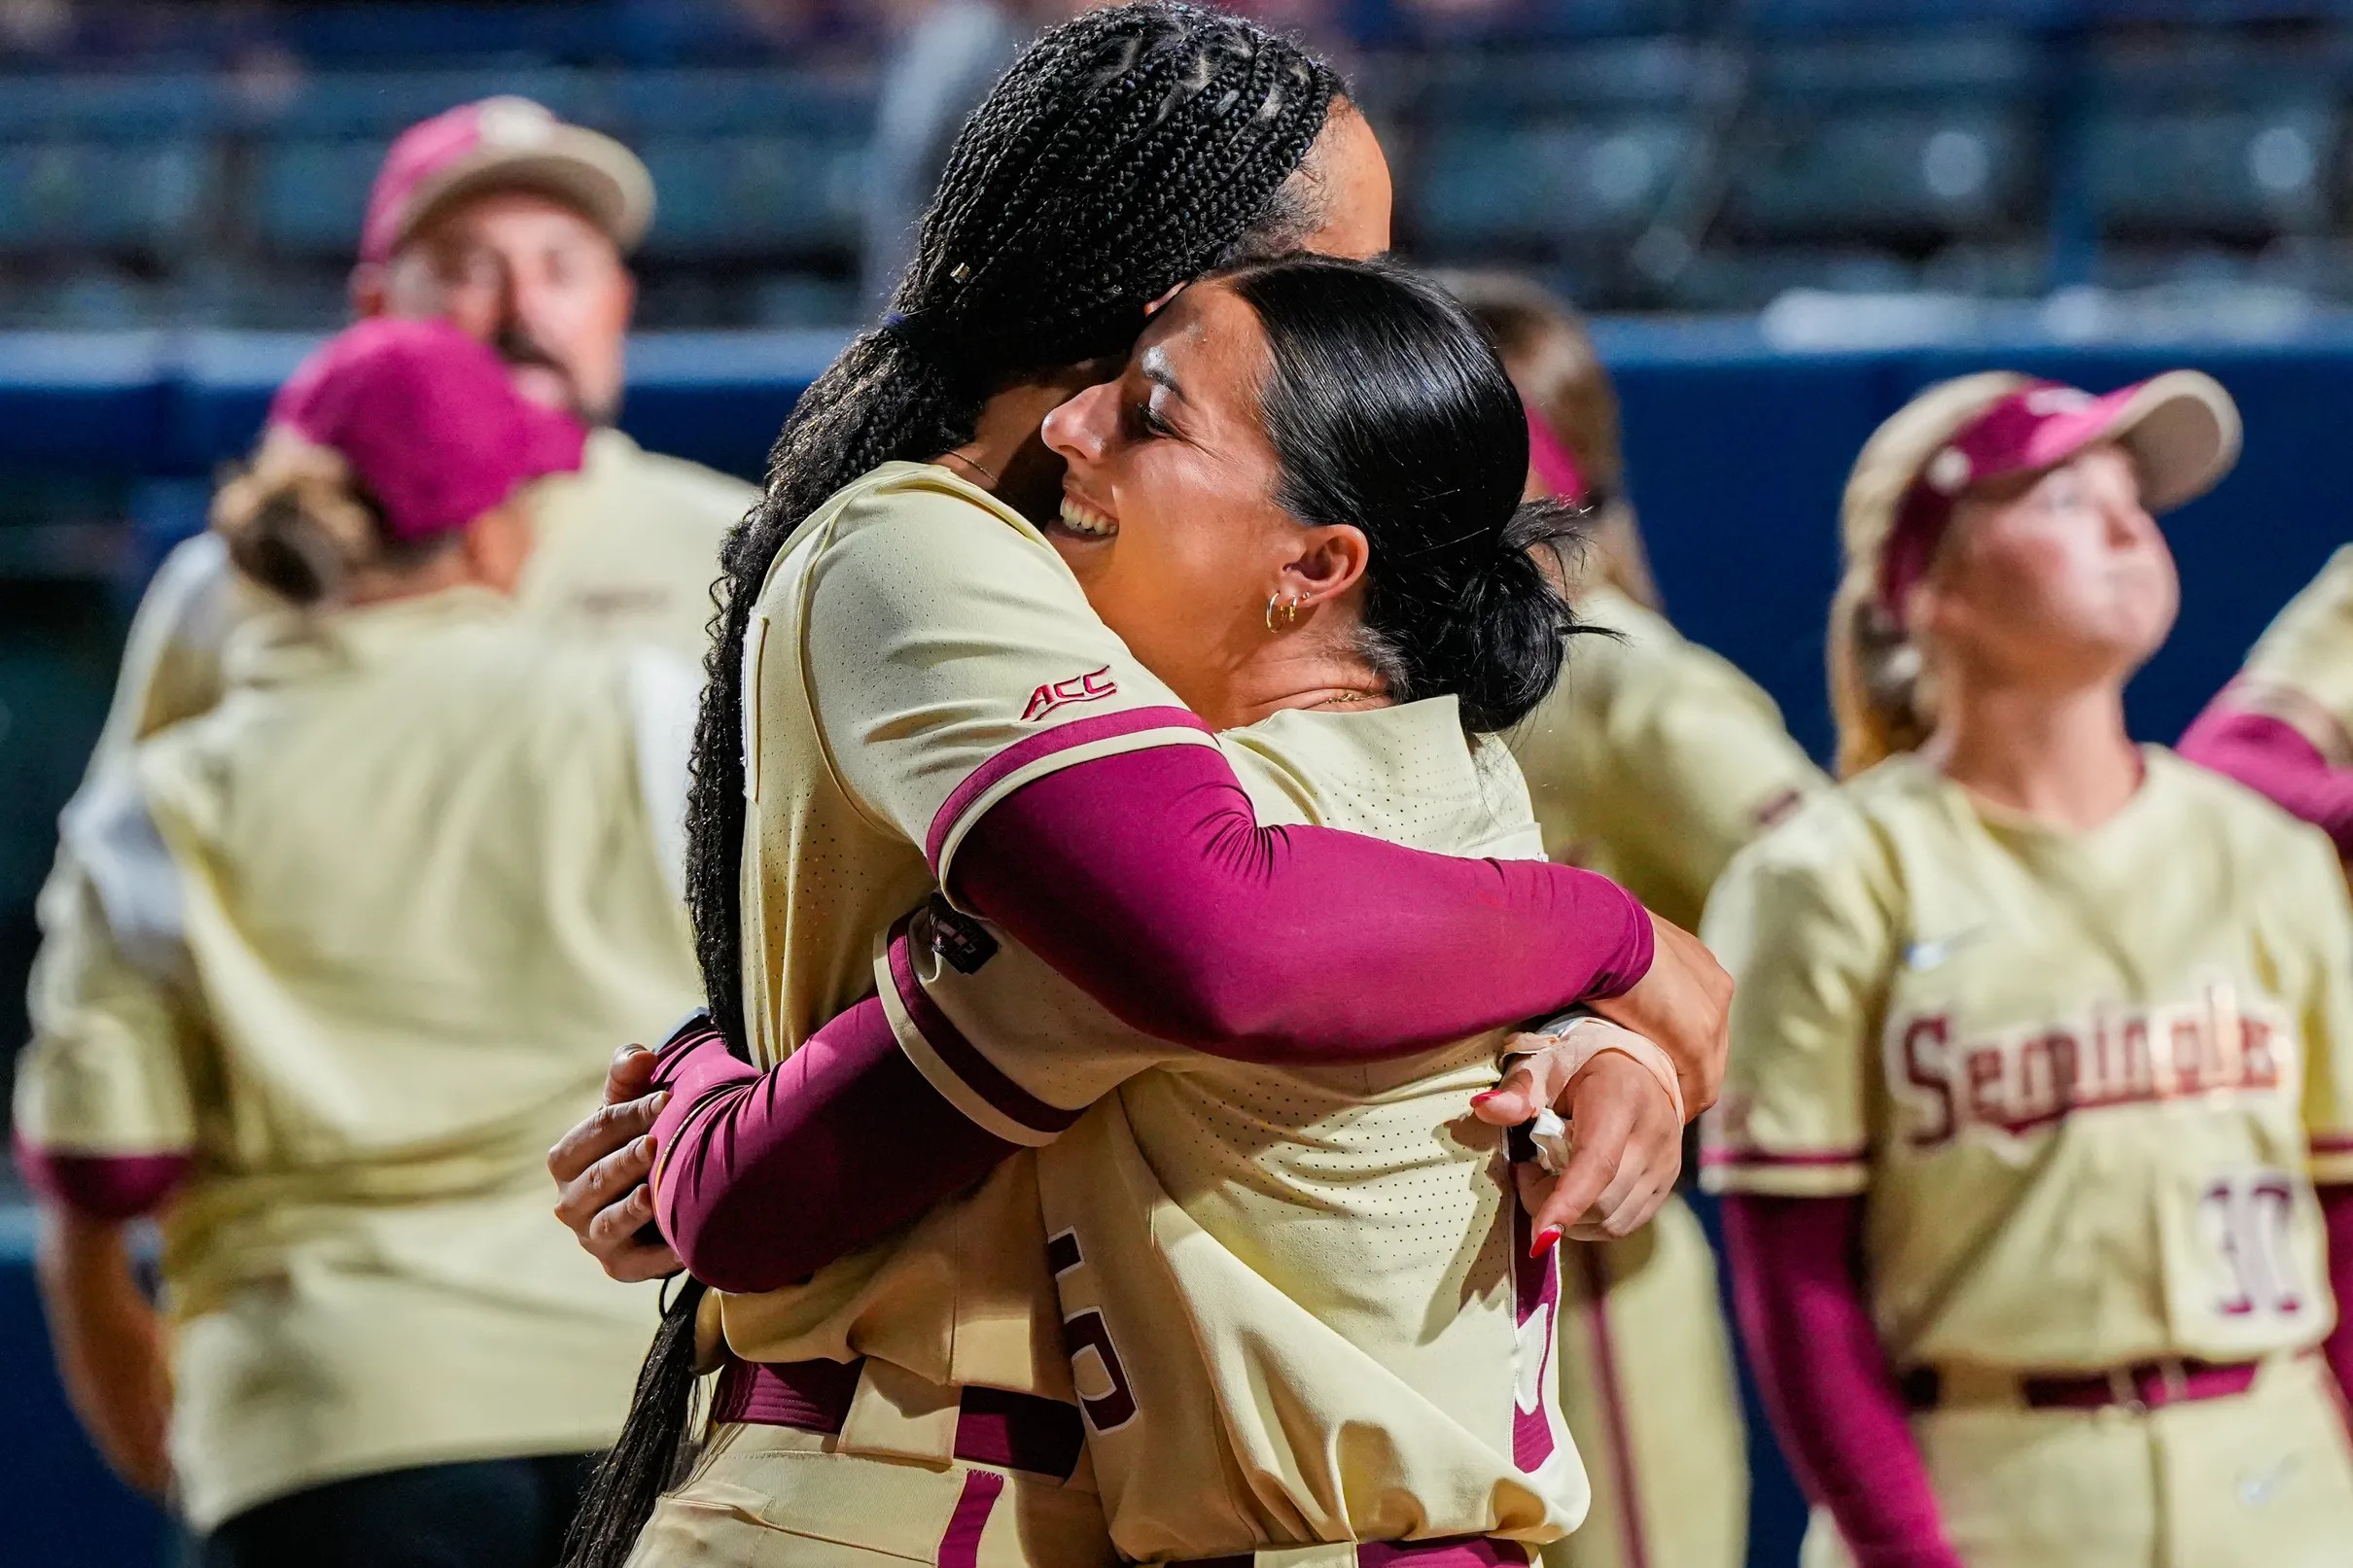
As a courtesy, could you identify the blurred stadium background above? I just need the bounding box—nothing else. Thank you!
[5,2,2353,1563]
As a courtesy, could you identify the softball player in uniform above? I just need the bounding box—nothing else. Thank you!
[15,320,703,1563]
[2179,547,2353,855]
[1452,272,1825,1568]
[1703,369,2353,1568]
[626,257,1684,1568]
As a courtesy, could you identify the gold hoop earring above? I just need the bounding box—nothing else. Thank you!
[1265,592,1303,634]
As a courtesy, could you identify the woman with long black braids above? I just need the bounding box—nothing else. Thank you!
[551,8,1731,1565]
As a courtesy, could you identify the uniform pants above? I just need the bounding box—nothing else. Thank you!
[1800,1353,2353,1568]
[1543,1196,1747,1568]
[198,1452,597,1568]
[623,1421,1115,1567]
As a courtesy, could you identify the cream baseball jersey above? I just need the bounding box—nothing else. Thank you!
[1702,749,2353,1372]
[1508,585,1826,931]
[12,587,702,1528]
[28,429,749,1061]
[881,699,1583,1560]
[2229,544,2353,765]
[712,459,1213,1428]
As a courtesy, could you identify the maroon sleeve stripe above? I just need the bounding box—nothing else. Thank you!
[888,913,1081,1138]
[2312,1132,2353,1155]
[1701,1145,1868,1168]
[925,705,1212,873]
[14,1137,191,1220]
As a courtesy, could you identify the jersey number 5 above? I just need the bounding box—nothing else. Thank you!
[1048,1230,1139,1432]
[2203,1172,2305,1319]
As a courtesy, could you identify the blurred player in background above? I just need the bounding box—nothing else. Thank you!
[24,97,756,1307]
[14,319,703,1567]
[2178,549,2353,856]
[1445,270,1828,1568]
[69,93,752,757]
[1705,370,2353,1568]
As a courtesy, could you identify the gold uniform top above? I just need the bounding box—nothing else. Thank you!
[894,700,1584,1561]
[713,460,1218,1438]
[1506,586,1827,931]
[1701,749,2353,1374]
[2231,544,2353,764]
[28,428,751,1066]
[713,461,1578,1559]
[13,588,705,1528]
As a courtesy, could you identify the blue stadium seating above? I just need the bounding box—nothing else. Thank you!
[2086,105,2339,237]
[0,138,216,258]
[1415,117,1699,249]
[634,134,863,261]
[251,139,387,259]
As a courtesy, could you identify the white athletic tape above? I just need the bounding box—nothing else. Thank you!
[1506,1017,1687,1167]
[1529,1108,1574,1176]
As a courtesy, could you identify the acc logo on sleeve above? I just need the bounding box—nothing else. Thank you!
[1023,665,1118,722]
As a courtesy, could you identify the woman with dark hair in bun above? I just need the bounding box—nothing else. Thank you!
[625,253,1692,1568]
[548,8,1730,1564]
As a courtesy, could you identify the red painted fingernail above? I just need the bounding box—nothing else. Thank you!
[1529,1227,1562,1260]
[1469,1091,1503,1107]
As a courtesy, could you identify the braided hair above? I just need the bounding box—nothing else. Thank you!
[563,13,1343,1563]
[686,1,1343,1049]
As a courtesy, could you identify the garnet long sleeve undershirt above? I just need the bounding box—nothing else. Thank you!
[651,742,1658,1294]
[2179,701,2353,856]
[1724,1188,2353,1568]
[1720,1194,1965,1568]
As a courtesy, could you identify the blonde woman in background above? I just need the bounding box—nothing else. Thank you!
[15,318,703,1568]
[1704,371,2353,1568]
[1447,270,1826,1568]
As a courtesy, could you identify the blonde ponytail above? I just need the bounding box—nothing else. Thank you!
[210,435,408,608]
[1828,571,1934,779]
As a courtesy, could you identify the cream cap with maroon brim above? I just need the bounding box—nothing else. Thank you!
[361,96,654,264]
[1844,369,2242,633]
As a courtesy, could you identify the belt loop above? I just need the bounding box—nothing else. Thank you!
[1252,1546,1358,1568]
[839,1358,963,1466]
[2157,1358,2190,1409]
[2108,1366,2146,1416]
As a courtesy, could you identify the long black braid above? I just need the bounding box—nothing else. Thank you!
[686,2,1341,1054]
[562,11,1342,1564]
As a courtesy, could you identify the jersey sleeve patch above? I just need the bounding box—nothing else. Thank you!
[879,911,1082,1148]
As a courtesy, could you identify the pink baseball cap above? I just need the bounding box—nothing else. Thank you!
[361,96,654,264]
[1869,370,2241,629]
[269,317,588,541]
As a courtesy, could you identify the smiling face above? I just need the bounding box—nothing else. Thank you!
[1912,442,2180,692]
[1037,280,1369,729]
